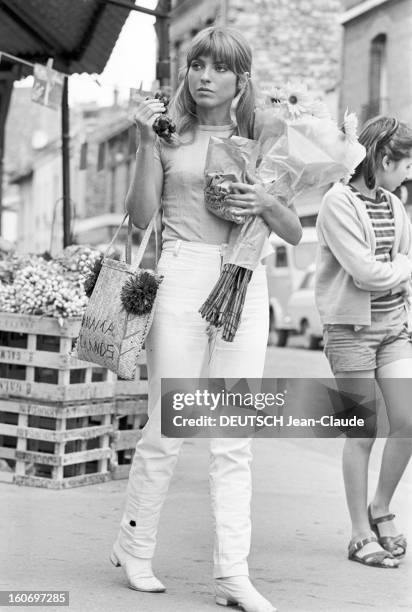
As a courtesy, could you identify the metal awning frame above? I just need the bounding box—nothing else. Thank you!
[0,0,171,247]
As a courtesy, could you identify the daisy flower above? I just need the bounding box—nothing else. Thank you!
[263,87,284,105]
[282,82,312,119]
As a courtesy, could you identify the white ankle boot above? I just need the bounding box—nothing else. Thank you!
[110,540,166,593]
[215,576,276,612]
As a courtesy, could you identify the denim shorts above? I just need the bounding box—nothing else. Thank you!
[323,306,412,374]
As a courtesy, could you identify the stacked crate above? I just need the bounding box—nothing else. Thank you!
[0,398,114,488]
[0,313,117,488]
[0,313,150,487]
[111,353,149,480]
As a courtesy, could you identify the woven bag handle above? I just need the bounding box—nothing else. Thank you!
[133,212,158,270]
[104,212,128,258]
[104,210,158,269]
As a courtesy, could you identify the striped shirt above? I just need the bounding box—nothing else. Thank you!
[349,184,404,311]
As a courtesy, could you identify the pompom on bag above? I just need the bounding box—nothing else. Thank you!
[73,211,161,380]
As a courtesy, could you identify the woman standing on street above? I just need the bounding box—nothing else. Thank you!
[316,116,412,569]
[110,26,301,612]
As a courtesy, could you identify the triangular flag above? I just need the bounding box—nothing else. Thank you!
[32,58,64,110]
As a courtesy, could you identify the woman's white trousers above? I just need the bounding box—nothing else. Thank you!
[118,241,269,577]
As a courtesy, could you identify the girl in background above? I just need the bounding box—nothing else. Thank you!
[111,26,301,612]
[316,116,412,568]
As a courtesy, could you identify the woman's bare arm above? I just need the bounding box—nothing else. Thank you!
[125,98,165,228]
[125,141,163,229]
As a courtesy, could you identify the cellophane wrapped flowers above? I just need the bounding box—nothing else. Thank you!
[200,82,366,342]
[204,136,260,224]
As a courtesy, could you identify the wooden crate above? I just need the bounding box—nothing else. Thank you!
[0,397,114,488]
[0,313,151,486]
[0,312,118,402]
[110,395,148,480]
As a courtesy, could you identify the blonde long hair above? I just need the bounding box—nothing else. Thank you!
[168,26,257,140]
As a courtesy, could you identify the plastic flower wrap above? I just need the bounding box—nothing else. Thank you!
[204,136,260,224]
[255,83,365,201]
[200,82,366,342]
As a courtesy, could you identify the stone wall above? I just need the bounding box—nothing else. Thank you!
[170,0,343,99]
[226,0,342,95]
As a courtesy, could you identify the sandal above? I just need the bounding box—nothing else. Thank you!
[348,536,398,568]
[368,505,407,558]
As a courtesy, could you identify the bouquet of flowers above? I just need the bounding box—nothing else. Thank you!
[200,83,366,341]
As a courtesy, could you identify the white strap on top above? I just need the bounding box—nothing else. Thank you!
[134,212,158,269]
[104,210,159,270]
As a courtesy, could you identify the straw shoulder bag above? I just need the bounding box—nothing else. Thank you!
[73,211,161,379]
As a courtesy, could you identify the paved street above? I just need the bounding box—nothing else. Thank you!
[264,338,332,378]
[1,344,411,612]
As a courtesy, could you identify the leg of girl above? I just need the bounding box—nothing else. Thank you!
[369,357,412,558]
[112,244,219,591]
[112,245,276,612]
[336,371,399,568]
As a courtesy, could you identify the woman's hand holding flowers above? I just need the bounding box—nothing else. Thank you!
[133,98,166,144]
[223,171,273,217]
[223,171,301,244]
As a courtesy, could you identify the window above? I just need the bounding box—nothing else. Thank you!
[365,33,387,119]
[275,246,288,267]
[300,214,318,227]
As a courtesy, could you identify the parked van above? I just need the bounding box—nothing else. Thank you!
[264,227,318,345]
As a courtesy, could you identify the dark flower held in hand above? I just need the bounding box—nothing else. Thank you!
[151,90,176,142]
[121,270,162,315]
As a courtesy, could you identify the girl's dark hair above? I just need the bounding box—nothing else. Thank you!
[351,115,412,189]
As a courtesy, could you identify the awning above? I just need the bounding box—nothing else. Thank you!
[0,0,170,245]
[0,0,133,243]
[0,0,129,75]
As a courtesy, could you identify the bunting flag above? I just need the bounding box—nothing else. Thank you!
[31,59,64,110]
[129,82,152,107]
